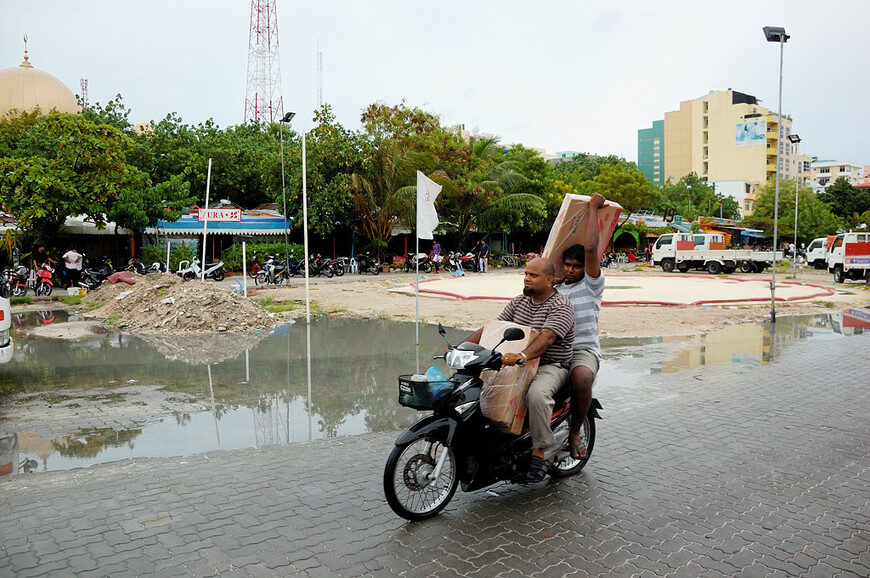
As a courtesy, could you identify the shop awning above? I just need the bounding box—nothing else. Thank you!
[144,215,289,236]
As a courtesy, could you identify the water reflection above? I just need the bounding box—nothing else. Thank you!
[0,310,866,475]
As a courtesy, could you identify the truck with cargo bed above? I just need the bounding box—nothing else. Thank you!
[826,232,870,283]
[652,233,781,274]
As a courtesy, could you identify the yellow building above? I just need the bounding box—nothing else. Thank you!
[644,89,796,217]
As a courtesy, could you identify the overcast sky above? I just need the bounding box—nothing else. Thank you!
[3,1,868,166]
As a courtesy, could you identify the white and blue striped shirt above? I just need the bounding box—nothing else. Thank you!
[556,272,605,359]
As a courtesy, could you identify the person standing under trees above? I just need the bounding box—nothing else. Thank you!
[429,241,441,274]
[61,246,83,289]
[479,239,489,273]
[555,193,607,460]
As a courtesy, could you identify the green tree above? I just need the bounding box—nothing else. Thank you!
[582,163,659,228]
[746,178,842,243]
[654,173,741,221]
[817,177,870,228]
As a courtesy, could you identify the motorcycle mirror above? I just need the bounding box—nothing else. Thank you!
[437,323,452,348]
[503,328,526,341]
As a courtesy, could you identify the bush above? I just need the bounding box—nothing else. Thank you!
[221,242,304,272]
[142,243,195,273]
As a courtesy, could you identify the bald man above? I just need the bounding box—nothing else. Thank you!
[465,257,575,482]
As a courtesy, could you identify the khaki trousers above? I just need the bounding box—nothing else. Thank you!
[526,364,569,449]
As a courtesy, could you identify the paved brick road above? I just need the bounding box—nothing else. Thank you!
[2,333,868,577]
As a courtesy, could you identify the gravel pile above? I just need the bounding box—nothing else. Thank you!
[81,273,279,335]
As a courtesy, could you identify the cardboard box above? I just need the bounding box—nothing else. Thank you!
[478,320,539,435]
[542,193,623,277]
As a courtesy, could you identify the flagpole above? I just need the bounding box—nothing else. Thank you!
[415,233,420,374]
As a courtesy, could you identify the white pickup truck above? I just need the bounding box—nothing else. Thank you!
[827,232,870,283]
[0,284,12,364]
[805,237,828,269]
[652,232,781,274]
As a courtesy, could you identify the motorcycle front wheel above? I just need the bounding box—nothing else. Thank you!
[384,437,458,521]
[12,284,26,297]
[182,271,196,282]
[550,414,596,477]
[35,282,52,297]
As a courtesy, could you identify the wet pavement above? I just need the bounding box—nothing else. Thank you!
[1,323,868,576]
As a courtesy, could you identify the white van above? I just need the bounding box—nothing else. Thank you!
[805,237,828,269]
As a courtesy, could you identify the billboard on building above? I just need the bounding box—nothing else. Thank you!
[735,120,766,147]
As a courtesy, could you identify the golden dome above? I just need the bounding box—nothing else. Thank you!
[0,52,79,117]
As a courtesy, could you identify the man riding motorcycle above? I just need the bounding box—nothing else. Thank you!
[463,257,575,482]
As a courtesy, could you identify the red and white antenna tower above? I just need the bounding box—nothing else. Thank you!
[244,0,284,123]
[80,78,88,109]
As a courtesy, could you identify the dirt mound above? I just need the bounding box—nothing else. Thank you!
[82,273,278,335]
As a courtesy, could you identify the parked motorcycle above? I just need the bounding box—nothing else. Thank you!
[403,252,433,273]
[3,265,30,297]
[178,258,226,282]
[383,325,602,520]
[78,257,115,290]
[327,257,347,277]
[35,263,54,296]
[354,253,381,275]
[306,254,334,278]
[127,258,165,275]
[256,255,290,285]
[457,251,479,273]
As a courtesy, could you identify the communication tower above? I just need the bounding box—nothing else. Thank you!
[244,0,284,123]
[316,40,323,109]
[80,78,88,109]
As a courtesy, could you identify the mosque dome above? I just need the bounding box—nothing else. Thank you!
[0,50,79,117]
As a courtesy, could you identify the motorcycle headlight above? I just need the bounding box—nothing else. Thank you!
[446,349,478,370]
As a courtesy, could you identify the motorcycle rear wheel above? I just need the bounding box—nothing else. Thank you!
[333,264,345,277]
[384,437,458,521]
[370,265,380,275]
[550,414,596,477]
[212,268,226,282]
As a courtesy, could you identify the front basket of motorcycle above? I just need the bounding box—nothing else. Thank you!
[397,375,454,410]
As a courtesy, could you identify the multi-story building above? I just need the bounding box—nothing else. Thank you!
[810,160,865,192]
[639,89,797,216]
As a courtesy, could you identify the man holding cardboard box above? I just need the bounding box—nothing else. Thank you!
[464,257,575,483]
[555,192,607,462]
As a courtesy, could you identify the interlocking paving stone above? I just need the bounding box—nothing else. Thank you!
[1,332,868,576]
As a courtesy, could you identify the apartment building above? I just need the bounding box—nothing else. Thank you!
[810,160,865,192]
[639,89,797,216]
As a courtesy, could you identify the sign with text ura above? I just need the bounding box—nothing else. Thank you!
[197,208,241,222]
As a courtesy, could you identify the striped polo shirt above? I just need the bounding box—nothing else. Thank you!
[497,290,574,366]
[556,271,605,358]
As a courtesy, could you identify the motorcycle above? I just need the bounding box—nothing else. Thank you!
[306,254,334,278]
[354,253,381,275]
[78,257,115,290]
[403,252,433,273]
[600,252,619,269]
[3,265,30,297]
[383,325,602,521]
[178,257,226,282]
[256,255,290,285]
[457,251,479,273]
[326,257,347,277]
[127,258,165,275]
[35,263,54,296]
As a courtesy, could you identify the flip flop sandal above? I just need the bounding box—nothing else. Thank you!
[570,442,588,460]
[525,455,550,483]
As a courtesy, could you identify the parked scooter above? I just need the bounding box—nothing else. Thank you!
[127,258,165,275]
[306,254,334,278]
[78,257,115,290]
[383,324,602,521]
[256,255,289,285]
[403,252,433,273]
[457,251,479,273]
[35,263,55,296]
[354,253,381,275]
[2,265,30,297]
[178,257,226,282]
[326,257,347,277]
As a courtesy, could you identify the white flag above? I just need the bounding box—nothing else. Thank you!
[416,171,442,240]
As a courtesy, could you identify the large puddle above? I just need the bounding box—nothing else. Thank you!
[1,309,867,476]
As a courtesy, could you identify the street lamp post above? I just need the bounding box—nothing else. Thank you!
[763,25,790,323]
[788,133,802,278]
[279,111,296,270]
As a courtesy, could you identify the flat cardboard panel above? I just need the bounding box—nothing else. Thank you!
[542,194,623,276]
